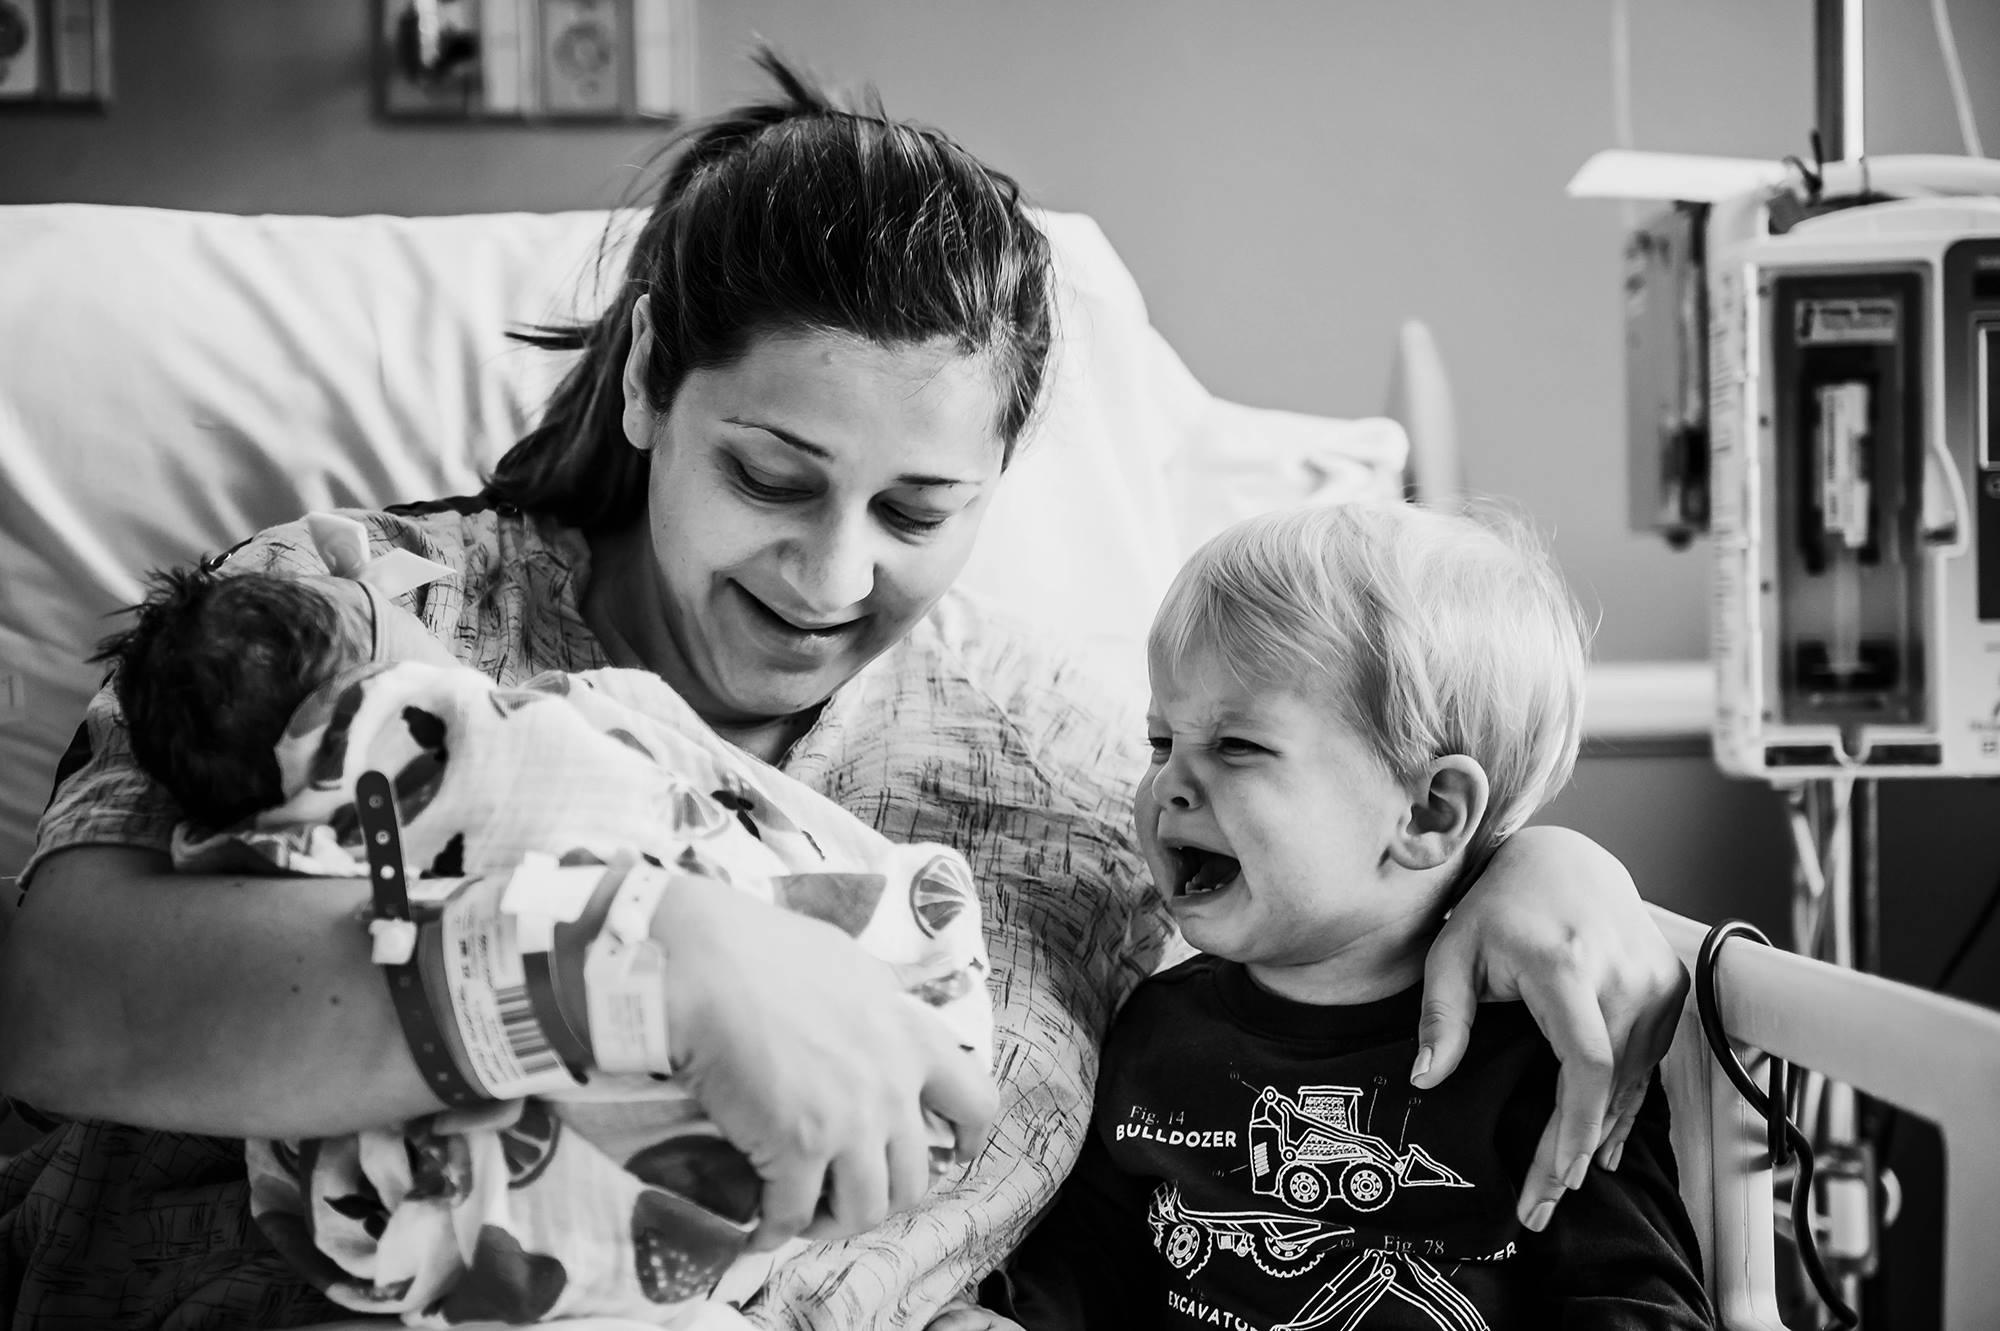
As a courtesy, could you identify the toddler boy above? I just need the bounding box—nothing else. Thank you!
[1007,500,1711,1330]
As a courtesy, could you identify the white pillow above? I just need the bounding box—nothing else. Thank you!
[0,203,1405,874]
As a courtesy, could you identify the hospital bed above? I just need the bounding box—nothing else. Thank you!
[0,204,1994,1328]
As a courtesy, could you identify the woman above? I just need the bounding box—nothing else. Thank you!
[0,55,1684,1330]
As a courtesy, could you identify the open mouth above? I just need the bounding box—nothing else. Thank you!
[1169,844,1242,898]
[735,585,859,644]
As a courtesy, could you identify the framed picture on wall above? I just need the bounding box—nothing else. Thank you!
[0,0,111,107]
[375,0,693,123]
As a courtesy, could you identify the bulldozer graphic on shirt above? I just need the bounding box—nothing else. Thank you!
[1148,1183,1355,1280]
[1144,1083,1490,1330]
[1247,1084,1471,1214]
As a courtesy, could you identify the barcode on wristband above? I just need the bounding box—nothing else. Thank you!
[441,876,579,1100]
[495,983,564,1080]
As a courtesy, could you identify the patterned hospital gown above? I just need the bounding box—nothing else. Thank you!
[3,499,1171,1330]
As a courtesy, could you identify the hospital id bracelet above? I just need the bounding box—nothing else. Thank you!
[522,849,678,1079]
[356,771,487,1109]
[574,857,676,1076]
[429,872,584,1100]
[357,774,583,1104]
[500,850,635,1082]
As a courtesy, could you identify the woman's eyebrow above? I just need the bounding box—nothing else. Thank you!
[727,417,833,461]
[724,417,983,489]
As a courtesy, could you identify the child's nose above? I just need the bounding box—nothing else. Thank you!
[1153,752,1202,810]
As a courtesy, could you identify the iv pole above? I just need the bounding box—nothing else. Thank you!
[1801,5,1879,1321]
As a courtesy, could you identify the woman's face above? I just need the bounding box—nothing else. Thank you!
[619,302,1007,728]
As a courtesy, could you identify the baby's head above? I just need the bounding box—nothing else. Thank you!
[1138,500,1589,1002]
[97,565,455,828]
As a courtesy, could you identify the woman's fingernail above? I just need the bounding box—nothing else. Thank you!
[1410,1046,1434,1083]
[1604,1139,1625,1172]
[1525,1200,1555,1232]
[1564,1153,1590,1190]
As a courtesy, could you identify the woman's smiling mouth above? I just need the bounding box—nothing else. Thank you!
[732,583,863,655]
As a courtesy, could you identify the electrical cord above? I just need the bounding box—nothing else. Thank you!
[1871,863,2000,1169]
[1696,920,1859,1330]
[1931,0,1986,159]
[1929,867,2000,998]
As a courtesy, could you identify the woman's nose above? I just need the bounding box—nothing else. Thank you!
[785,511,876,614]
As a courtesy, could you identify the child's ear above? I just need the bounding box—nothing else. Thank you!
[1386,755,1490,872]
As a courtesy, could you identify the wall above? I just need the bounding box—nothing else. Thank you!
[6,2,2000,1325]
[13,2,1991,663]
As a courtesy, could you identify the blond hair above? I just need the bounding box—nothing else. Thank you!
[1148,499,1590,872]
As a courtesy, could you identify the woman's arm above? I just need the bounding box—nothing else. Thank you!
[0,846,441,1137]
[1415,825,1689,1228]
[0,844,997,1252]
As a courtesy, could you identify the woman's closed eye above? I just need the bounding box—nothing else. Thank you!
[1146,734,1172,762]
[728,456,814,503]
[876,500,952,536]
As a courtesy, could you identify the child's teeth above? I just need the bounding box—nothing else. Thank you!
[1181,852,1242,895]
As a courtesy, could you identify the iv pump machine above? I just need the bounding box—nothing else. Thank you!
[1629,160,2000,780]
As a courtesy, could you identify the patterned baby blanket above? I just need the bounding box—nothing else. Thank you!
[173,661,993,1327]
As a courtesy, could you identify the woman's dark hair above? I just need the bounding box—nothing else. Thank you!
[94,568,350,829]
[484,49,1056,534]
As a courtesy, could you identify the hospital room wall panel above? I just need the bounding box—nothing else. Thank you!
[1546,757,1792,936]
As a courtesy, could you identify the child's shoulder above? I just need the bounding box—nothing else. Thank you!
[1116,953,1226,1020]
[1138,951,1224,990]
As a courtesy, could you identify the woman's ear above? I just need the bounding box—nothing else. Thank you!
[1387,755,1490,873]
[620,293,658,453]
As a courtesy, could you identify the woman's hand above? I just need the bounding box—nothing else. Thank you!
[650,875,998,1252]
[1414,825,1687,1231]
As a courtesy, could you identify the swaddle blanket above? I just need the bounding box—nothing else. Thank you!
[173,661,993,1327]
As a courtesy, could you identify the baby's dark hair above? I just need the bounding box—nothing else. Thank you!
[94,566,352,829]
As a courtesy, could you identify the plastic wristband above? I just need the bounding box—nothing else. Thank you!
[361,769,678,1096]
[499,851,617,1082]
[577,860,676,1075]
[432,873,585,1101]
[360,774,583,1103]
[356,771,488,1109]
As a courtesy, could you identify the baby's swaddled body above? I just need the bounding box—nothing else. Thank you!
[175,661,991,1327]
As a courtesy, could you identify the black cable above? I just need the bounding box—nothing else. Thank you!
[1696,920,1859,1330]
[1783,144,1824,200]
[1931,869,2000,997]
[1872,864,2000,1170]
